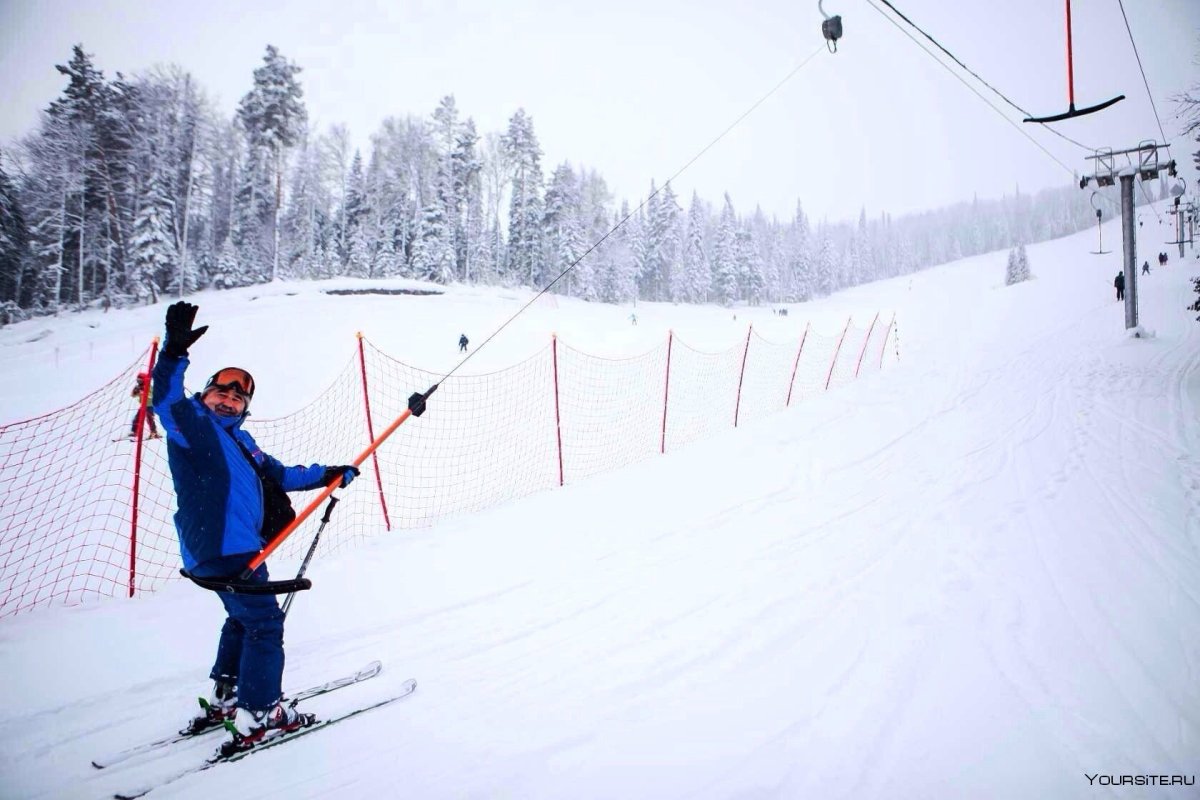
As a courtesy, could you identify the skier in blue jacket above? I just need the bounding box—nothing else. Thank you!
[152,301,359,750]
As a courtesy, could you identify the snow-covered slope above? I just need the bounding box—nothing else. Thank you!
[1,209,1198,799]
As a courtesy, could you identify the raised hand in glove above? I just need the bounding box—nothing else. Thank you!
[321,465,360,488]
[162,301,208,359]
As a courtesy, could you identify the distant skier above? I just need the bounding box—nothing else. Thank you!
[1142,260,1150,276]
[630,313,638,326]
[1114,271,1125,301]
[151,301,359,753]
[128,373,159,439]
[459,333,469,352]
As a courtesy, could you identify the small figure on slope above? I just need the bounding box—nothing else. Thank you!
[128,373,159,439]
[459,333,469,352]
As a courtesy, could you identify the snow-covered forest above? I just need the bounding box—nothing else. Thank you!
[0,44,1172,325]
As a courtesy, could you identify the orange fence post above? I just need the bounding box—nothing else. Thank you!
[879,314,898,368]
[825,316,852,391]
[661,330,673,454]
[855,312,880,378]
[734,324,752,427]
[552,334,564,487]
[786,322,810,407]
[357,333,392,531]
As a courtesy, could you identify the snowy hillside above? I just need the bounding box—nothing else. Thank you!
[1,208,1198,799]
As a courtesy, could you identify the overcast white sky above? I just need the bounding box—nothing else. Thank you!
[1,0,1197,223]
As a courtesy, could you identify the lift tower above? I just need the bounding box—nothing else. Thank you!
[1080,142,1176,331]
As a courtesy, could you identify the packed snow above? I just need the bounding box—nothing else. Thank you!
[1,208,1198,798]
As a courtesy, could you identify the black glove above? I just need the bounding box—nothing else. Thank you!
[162,301,208,359]
[321,465,360,488]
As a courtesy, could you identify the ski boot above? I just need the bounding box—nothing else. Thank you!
[181,679,237,735]
[219,701,314,757]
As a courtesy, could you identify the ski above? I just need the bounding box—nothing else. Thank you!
[91,660,382,769]
[113,678,416,800]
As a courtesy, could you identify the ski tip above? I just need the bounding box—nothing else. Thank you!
[356,660,383,680]
[91,760,106,770]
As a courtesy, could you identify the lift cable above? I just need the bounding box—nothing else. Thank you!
[1115,0,1171,159]
[864,0,1078,177]
[439,43,828,384]
[868,0,1096,153]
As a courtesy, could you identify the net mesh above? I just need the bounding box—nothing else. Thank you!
[0,314,897,617]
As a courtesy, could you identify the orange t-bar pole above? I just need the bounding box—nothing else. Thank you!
[242,385,436,576]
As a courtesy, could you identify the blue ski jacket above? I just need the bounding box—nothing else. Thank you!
[151,353,329,572]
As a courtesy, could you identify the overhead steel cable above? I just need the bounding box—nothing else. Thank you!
[1115,0,1171,157]
[868,0,1097,154]
[864,0,1079,177]
[439,43,828,384]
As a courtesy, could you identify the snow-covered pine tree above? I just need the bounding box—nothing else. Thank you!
[336,150,367,269]
[18,46,109,312]
[637,181,662,301]
[374,224,399,277]
[21,121,82,312]
[126,65,214,299]
[205,122,241,265]
[814,232,835,297]
[478,131,511,284]
[236,45,307,282]
[501,109,544,288]
[761,225,784,305]
[543,163,584,295]
[345,223,372,279]
[745,206,773,303]
[410,201,456,284]
[280,132,326,279]
[571,168,609,301]
[129,177,176,302]
[0,150,32,309]
[647,182,682,302]
[785,200,813,302]
[599,202,637,303]
[170,71,206,297]
[1005,243,1030,285]
[48,45,115,309]
[210,236,239,289]
[318,236,337,280]
[626,203,649,302]
[455,118,482,282]
[1004,247,1019,285]
[230,143,273,282]
[736,227,764,305]
[432,96,478,281]
[675,191,710,303]
[712,194,740,306]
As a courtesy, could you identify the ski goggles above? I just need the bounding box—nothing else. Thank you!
[203,367,255,401]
